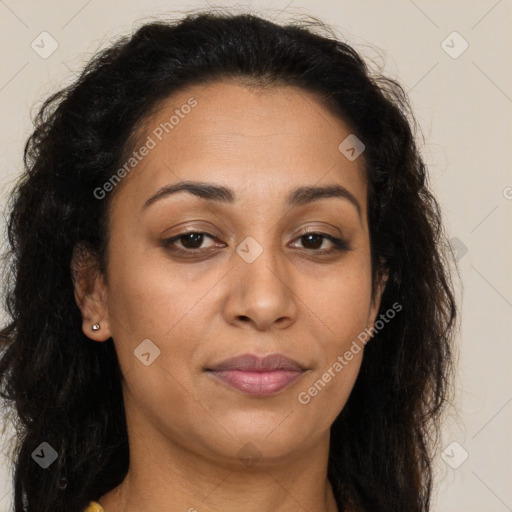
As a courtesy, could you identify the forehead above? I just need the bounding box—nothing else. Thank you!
[111,80,367,216]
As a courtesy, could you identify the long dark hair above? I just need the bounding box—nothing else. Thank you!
[0,9,457,512]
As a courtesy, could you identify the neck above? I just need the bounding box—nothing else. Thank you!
[100,467,339,512]
[98,404,340,512]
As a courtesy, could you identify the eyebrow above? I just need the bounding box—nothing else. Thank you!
[142,180,362,220]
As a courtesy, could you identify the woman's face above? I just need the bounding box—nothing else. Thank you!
[80,80,385,466]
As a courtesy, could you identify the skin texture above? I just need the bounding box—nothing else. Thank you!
[73,80,387,512]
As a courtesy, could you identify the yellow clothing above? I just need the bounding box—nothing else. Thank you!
[84,502,104,512]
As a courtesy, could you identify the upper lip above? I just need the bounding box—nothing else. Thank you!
[206,353,306,372]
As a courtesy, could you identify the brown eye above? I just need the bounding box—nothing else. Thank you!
[292,232,351,253]
[163,231,350,257]
[164,232,220,252]
[300,233,324,250]
[179,232,206,249]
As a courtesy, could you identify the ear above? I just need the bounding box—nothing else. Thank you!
[367,263,389,330]
[71,244,112,342]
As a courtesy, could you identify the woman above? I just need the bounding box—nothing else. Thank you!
[0,9,458,512]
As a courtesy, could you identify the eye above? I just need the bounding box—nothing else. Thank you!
[163,232,221,253]
[291,232,351,253]
[162,230,351,256]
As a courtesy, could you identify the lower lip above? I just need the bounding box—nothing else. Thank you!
[207,369,304,396]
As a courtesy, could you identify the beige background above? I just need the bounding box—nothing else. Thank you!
[0,1,511,511]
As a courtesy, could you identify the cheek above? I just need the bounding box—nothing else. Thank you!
[106,230,218,333]
[302,253,374,346]
[105,262,215,434]
[104,245,215,383]
[293,255,372,422]
[295,351,362,436]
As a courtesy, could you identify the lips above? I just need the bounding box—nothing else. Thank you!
[207,353,306,372]
[206,353,307,396]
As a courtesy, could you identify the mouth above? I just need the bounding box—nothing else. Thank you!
[205,353,308,396]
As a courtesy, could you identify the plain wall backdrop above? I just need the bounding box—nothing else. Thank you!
[0,1,511,511]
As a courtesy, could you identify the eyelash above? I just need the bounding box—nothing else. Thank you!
[162,231,351,256]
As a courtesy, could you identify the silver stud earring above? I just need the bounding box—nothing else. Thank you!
[91,323,101,332]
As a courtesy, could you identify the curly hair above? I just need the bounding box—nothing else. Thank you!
[0,9,458,512]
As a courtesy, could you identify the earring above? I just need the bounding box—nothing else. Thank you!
[91,323,101,332]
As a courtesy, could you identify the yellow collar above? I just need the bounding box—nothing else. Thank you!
[84,502,104,512]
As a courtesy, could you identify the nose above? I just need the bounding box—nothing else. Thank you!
[222,240,298,331]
